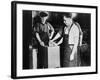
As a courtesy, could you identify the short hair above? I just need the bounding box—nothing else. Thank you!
[63,13,72,18]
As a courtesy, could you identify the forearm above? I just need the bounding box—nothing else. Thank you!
[36,33,42,42]
[71,38,79,55]
[71,44,77,55]
[50,30,54,39]
[57,38,63,45]
[52,33,61,41]
[80,34,83,46]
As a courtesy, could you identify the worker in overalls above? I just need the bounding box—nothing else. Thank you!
[34,11,54,68]
[51,13,83,67]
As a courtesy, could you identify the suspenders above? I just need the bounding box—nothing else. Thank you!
[75,22,83,46]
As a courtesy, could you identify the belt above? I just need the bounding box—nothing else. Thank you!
[68,44,74,49]
[68,44,74,46]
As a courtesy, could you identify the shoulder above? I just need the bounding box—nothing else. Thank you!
[71,24,78,30]
[70,23,79,35]
[74,22,81,30]
[72,23,79,31]
[75,22,80,27]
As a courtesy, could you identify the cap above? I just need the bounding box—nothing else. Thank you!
[40,11,48,17]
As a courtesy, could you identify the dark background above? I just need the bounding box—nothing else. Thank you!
[23,10,91,69]
[23,11,32,69]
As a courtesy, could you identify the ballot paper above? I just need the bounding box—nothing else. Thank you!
[47,46,60,68]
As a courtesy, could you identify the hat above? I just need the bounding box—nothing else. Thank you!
[40,11,48,17]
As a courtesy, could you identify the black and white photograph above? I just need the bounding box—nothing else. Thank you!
[11,1,97,79]
[23,10,90,69]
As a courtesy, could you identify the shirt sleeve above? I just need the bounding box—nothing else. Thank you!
[73,25,79,44]
[34,23,40,33]
[75,22,83,46]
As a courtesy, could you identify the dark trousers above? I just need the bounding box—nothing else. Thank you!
[63,46,80,67]
[37,45,48,68]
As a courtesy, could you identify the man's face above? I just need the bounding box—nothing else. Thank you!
[63,16,72,26]
[41,16,48,24]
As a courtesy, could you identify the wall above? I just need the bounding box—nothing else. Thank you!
[0,0,99,80]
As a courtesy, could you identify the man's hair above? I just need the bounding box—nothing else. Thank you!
[63,13,72,18]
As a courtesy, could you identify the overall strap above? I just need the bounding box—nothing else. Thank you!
[75,22,82,35]
[74,22,83,46]
[68,23,74,35]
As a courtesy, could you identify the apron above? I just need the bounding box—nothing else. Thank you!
[37,32,49,68]
[62,24,80,67]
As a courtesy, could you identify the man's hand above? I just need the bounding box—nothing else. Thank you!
[53,42,58,46]
[40,41,45,46]
[49,40,58,47]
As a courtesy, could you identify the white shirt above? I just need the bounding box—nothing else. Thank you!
[64,23,79,45]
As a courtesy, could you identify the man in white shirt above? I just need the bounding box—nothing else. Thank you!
[51,13,83,67]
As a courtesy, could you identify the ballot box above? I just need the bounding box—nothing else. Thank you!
[31,46,60,69]
[47,46,60,68]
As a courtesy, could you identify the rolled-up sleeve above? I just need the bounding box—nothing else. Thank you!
[34,23,40,33]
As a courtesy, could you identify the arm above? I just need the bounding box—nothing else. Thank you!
[70,36,79,61]
[75,22,83,46]
[36,32,44,46]
[36,33,42,42]
[48,23,55,39]
[49,27,54,39]
[56,38,63,45]
[51,33,61,41]
[79,32,83,46]
[71,37,79,55]
[49,37,63,47]
[34,23,45,46]
[70,26,79,61]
